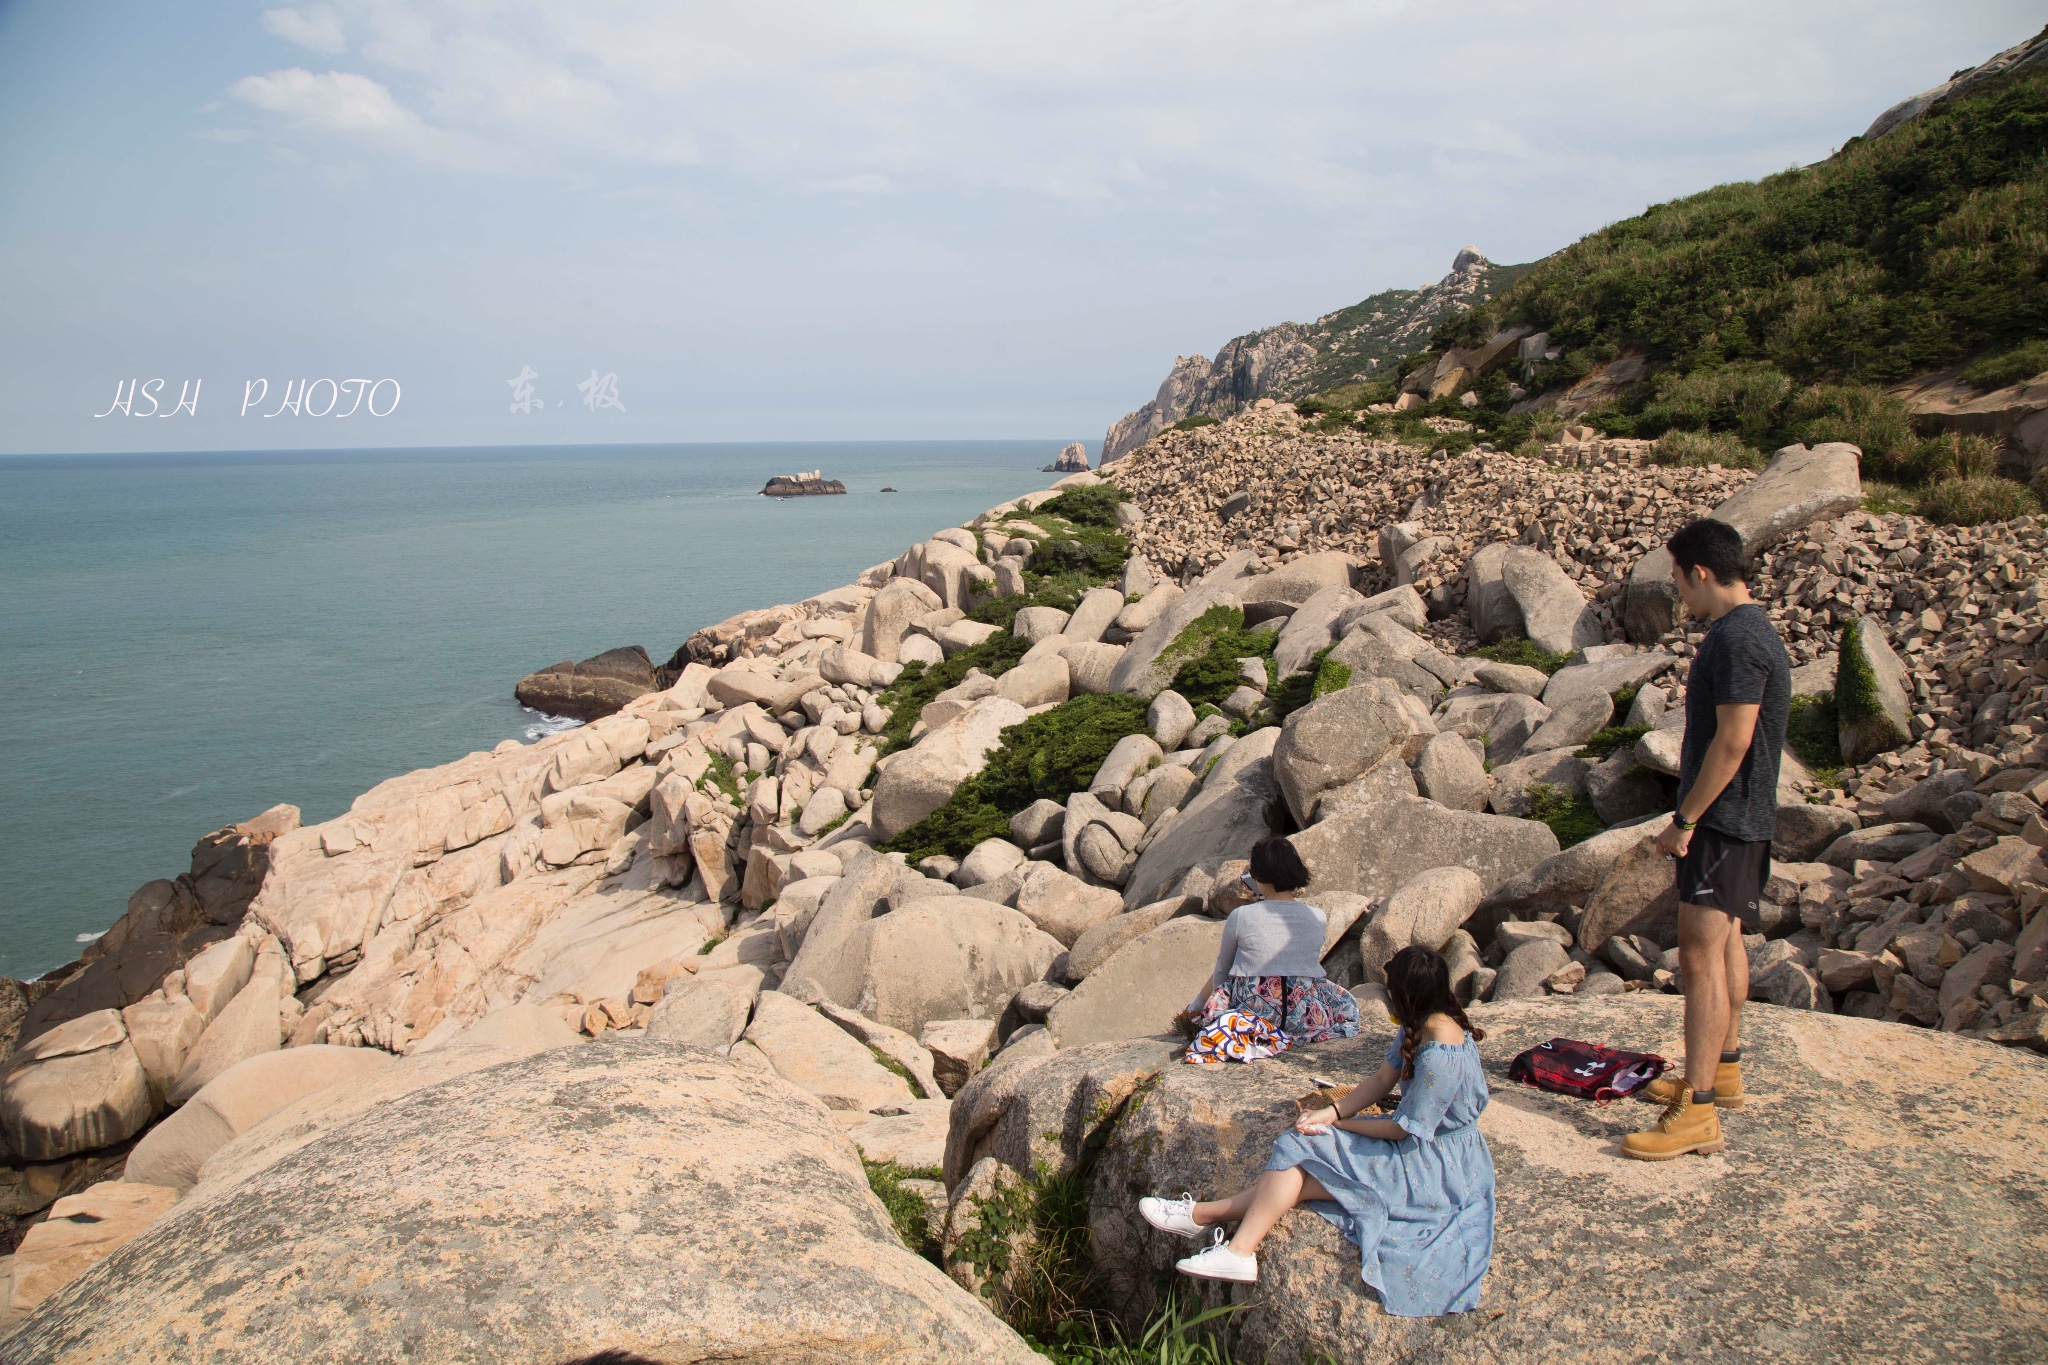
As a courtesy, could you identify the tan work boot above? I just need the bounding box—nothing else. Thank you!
[1623,1084,1728,1161]
[1644,1061,1743,1109]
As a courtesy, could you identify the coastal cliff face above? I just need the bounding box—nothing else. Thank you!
[1100,248,1528,464]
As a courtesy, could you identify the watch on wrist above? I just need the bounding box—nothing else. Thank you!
[1674,815,1697,831]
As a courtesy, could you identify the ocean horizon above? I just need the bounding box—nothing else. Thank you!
[0,439,1079,981]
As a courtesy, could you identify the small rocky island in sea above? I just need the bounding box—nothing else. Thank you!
[760,469,847,497]
[1041,440,1090,473]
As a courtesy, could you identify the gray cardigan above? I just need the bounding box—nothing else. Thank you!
[1214,899,1329,980]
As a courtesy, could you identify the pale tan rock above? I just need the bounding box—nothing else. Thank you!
[0,1016,154,1162]
[871,697,1028,840]
[920,1019,999,1097]
[843,1099,954,1170]
[1011,863,1124,946]
[167,966,283,1107]
[125,1046,395,1193]
[119,992,206,1105]
[17,1042,1040,1363]
[9,1181,178,1313]
[1358,867,1483,983]
[743,991,915,1113]
[1046,917,1223,1048]
[180,937,255,1025]
[851,900,1063,1037]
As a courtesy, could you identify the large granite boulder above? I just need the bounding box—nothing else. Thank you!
[1836,615,1913,764]
[1107,552,1260,697]
[1236,552,1359,622]
[1624,443,1861,641]
[0,1011,154,1162]
[870,696,1028,840]
[1272,680,1427,825]
[16,1040,1041,1363]
[1291,794,1558,906]
[948,995,2048,1364]
[1044,917,1223,1049]
[848,900,1064,1036]
[1121,729,1283,909]
[514,644,657,720]
[124,1045,396,1193]
[1467,544,1602,655]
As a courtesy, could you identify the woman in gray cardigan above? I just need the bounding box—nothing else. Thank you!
[1182,838,1359,1064]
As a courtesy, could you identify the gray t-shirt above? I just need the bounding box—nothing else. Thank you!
[1676,603,1791,842]
[1215,899,1329,980]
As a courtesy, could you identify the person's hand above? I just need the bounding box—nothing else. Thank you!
[1655,817,1693,860]
[1296,1105,1338,1134]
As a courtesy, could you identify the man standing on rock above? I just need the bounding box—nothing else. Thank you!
[1626,518,1790,1161]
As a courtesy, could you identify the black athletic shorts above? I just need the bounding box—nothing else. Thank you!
[1675,826,1771,927]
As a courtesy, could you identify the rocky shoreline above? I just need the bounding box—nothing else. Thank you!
[0,406,2042,1355]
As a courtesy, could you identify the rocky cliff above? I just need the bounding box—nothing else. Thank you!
[1100,248,1532,464]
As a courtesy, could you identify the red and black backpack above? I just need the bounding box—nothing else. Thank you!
[1507,1038,1668,1102]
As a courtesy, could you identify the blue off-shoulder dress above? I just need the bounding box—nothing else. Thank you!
[1264,1030,1495,1316]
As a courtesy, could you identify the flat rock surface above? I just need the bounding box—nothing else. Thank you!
[957,995,2048,1364]
[12,1038,1038,1365]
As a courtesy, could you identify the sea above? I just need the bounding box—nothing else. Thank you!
[0,441,1072,982]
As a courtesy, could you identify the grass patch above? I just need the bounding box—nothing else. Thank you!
[868,1045,928,1100]
[1786,691,1845,785]
[702,752,742,801]
[1610,685,1639,725]
[1524,783,1603,849]
[1577,724,1651,760]
[1916,474,2040,525]
[872,633,1032,756]
[1470,635,1572,674]
[951,1165,1098,1344]
[1651,427,1766,469]
[1031,1299,1245,1365]
[1168,414,1220,432]
[865,1159,944,1264]
[879,695,1153,862]
[1860,480,1917,516]
[1961,339,2048,391]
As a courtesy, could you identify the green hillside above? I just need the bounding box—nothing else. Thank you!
[1306,31,2048,523]
[1290,260,1537,396]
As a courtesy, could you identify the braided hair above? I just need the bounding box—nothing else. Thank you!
[1385,945,1484,1082]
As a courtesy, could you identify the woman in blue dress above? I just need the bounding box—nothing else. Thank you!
[1138,945,1495,1316]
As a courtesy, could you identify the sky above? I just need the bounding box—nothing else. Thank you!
[0,1,2039,455]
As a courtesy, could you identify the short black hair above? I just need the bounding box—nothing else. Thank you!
[1666,518,1746,586]
[1248,837,1311,892]
[559,1353,668,1365]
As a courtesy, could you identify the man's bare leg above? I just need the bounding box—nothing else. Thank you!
[1722,913,1747,1054]
[1678,903,1734,1096]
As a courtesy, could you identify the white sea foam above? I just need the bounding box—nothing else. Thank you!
[75,931,102,943]
[520,707,584,743]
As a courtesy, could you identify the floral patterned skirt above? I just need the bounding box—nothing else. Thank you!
[1184,974,1360,1066]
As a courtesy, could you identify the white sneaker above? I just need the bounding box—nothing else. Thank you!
[1176,1229,1257,1283]
[1138,1194,1204,1239]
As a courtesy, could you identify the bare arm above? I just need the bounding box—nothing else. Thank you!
[1295,1061,1405,1138]
[1656,702,1760,857]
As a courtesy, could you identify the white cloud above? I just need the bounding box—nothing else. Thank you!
[228,67,490,167]
[261,6,348,57]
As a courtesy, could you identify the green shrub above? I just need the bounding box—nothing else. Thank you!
[1030,526,1129,581]
[1037,484,1131,528]
[969,593,1029,631]
[1916,474,2039,525]
[1266,647,1352,723]
[1860,481,1917,516]
[865,1160,943,1264]
[1030,1299,1244,1365]
[1961,339,2048,391]
[1161,606,1279,708]
[879,695,1152,862]
[1785,691,1843,783]
[1168,414,1220,432]
[1639,362,1791,445]
[873,633,1031,755]
[1788,384,1930,481]
[1470,635,1571,674]
[950,1164,1098,1344]
[1651,427,1766,469]
[1577,724,1650,760]
[1524,784,1603,849]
